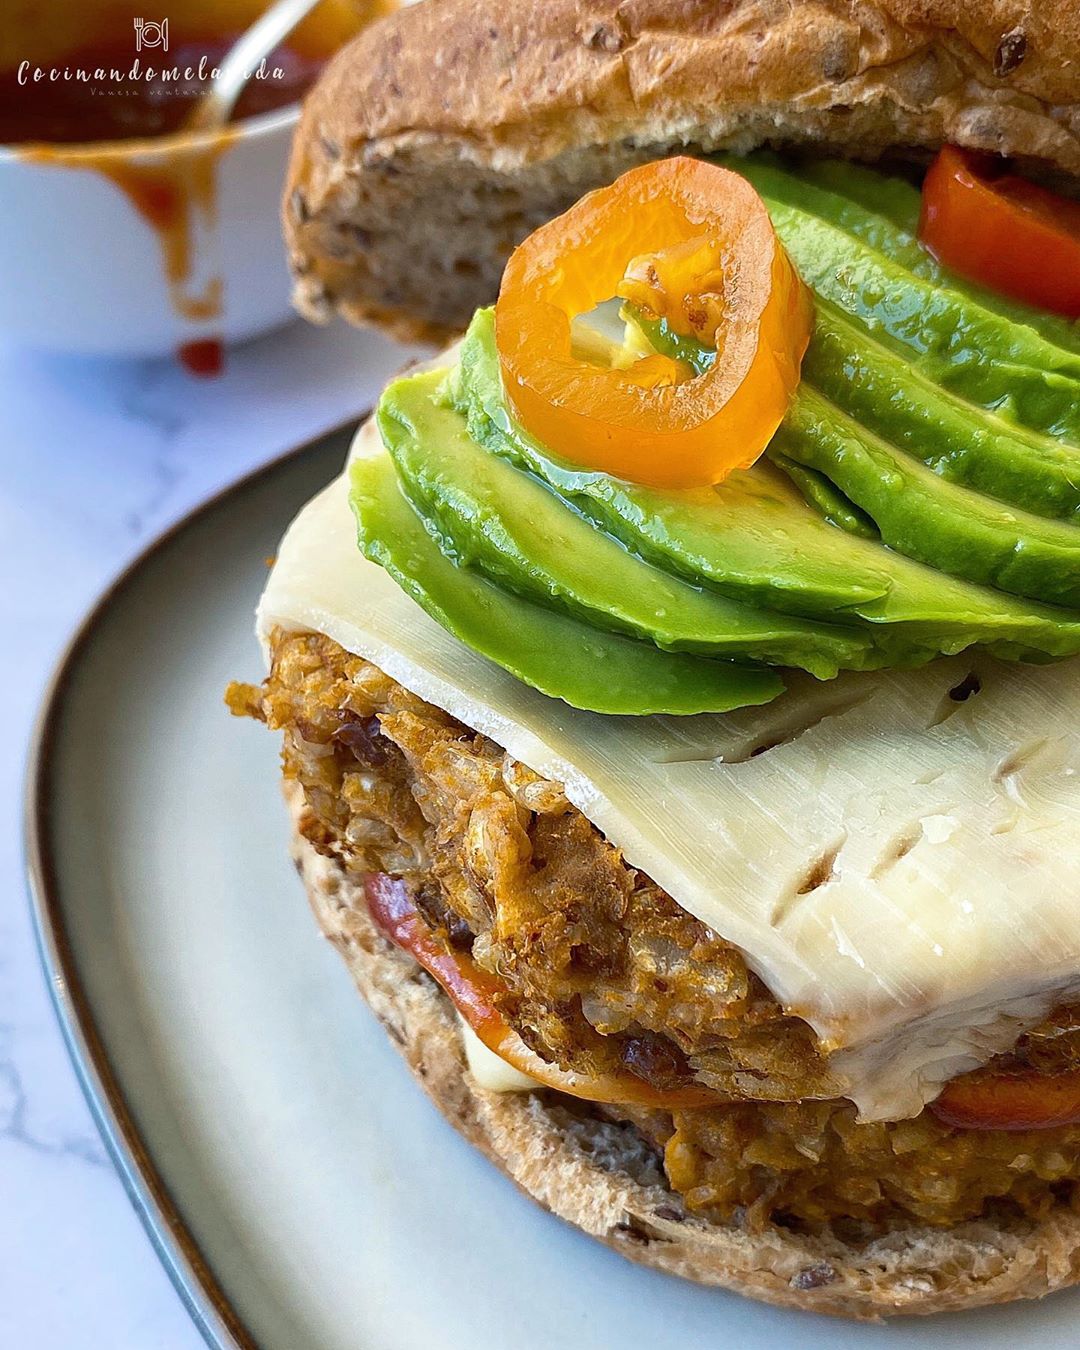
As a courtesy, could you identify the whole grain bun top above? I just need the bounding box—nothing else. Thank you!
[284,0,1080,341]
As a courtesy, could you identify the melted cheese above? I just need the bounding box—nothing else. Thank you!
[258,414,1080,1121]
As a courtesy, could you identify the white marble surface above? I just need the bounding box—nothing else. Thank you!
[0,319,426,1348]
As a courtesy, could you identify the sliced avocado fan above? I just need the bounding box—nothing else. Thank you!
[452,309,1080,662]
[625,162,1080,601]
[349,451,784,715]
[376,369,888,679]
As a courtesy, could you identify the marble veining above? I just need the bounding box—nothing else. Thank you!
[0,318,426,1349]
[0,1029,109,1170]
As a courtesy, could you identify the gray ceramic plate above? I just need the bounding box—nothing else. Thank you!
[26,427,1080,1349]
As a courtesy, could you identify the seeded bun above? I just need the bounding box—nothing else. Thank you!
[288,783,1080,1319]
[283,0,1080,342]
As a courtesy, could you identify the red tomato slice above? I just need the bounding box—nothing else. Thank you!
[364,872,510,1045]
[930,1066,1080,1132]
[919,145,1080,317]
[363,873,716,1109]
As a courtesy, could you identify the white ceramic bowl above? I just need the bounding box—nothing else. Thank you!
[0,105,301,359]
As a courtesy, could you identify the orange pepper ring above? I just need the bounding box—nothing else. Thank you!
[495,157,812,488]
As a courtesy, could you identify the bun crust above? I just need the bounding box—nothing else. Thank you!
[284,0,1080,341]
[289,787,1080,1319]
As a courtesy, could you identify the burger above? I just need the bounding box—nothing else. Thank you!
[228,0,1080,1318]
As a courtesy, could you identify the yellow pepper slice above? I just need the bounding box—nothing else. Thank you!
[495,157,812,488]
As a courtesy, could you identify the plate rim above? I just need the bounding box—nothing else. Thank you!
[22,418,362,1350]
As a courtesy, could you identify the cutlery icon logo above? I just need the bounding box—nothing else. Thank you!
[133,18,169,51]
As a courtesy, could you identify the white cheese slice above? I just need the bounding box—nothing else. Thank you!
[458,1018,541,1093]
[258,413,1080,1121]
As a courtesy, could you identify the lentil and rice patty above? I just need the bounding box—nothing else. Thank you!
[228,630,1080,1230]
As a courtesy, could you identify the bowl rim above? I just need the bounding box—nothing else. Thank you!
[0,100,300,164]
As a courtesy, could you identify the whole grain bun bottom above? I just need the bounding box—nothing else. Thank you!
[288,783,1080,1320]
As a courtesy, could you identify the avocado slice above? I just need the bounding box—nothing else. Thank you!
[779,386,1080,607]
[726,158,1080,442]
[806,300,1080,521]
[636,297,1080,605]
[634,288,1080,522]
[769,453,878,539]
[793,159,926,240]
[454,310,1080,660]
[377,369,887,678]
[789,157,1080,357]
[348,451,784,715]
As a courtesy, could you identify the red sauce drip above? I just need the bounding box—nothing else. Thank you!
[2,9,386,371]
[177,337,224,377]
